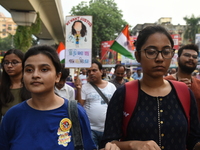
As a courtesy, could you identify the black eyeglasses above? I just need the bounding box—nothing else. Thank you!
[142,47,175,59]
[3,61,22,66]
[182,53,198,59]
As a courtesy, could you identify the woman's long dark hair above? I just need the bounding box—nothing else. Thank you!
[0,49,31,108]
[71,20,87,37]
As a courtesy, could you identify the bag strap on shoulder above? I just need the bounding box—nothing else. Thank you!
[90,82,109,105]
[68,100,84,150]
[123,80,139,139]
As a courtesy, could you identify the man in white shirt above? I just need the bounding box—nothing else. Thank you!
[76,59,116,149]
[55,65,75,100]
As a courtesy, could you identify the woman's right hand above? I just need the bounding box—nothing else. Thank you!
[100,142,120,150]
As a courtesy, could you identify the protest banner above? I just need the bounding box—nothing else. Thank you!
[65,16,92,68]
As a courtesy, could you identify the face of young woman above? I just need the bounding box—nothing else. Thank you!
[23,53,60,95]
[137,33,172,78]
[74,22,82,32]
[3,53,23,77]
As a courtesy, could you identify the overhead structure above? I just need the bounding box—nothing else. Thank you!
[10,10,37,26]
[0,0,65,44]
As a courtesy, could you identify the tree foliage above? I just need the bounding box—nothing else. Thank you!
[14,13,41,52]
[70,0,127,57]
[183,14,200,44]
[0,34,14,50]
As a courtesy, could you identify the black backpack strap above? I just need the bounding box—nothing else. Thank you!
[68,100,84,150]
[90,82,109,105]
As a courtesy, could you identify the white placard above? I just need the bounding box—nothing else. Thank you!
[65,16,92,68]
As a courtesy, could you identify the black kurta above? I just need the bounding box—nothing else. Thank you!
[100,81,200,150]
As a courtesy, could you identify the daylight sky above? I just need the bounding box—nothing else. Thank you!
[61,0,200,27]
[0,0,200,28]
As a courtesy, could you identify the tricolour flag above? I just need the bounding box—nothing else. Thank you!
[110,25,134,60]
[56,42,65,63]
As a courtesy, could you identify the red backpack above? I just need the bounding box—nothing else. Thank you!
[123,80,190,138]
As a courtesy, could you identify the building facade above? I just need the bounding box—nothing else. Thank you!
[0,12,17,38]
[132,17,186,47]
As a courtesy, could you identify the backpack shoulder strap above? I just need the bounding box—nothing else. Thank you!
[68,100,84,150]
[169,80,190,125]
[123,80,139,139]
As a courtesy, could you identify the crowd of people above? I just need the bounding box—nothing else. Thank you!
[1,25,200,150]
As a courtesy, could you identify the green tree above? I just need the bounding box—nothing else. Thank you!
[0,34,14,50]
[70,0,128,57]
[183,14,200,44]
[14,13,41,52]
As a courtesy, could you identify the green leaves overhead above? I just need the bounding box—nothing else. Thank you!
[14,13,41,52]
[70,0,128,57]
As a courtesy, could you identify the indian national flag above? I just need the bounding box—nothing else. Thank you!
[56,42,65,63]
[110,25,134,60]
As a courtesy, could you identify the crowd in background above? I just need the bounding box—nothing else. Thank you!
[71,66,200,85]
[1,25,200,150]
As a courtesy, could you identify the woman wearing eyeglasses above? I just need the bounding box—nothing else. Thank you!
[0,49,31,120]
[100,26,200,150]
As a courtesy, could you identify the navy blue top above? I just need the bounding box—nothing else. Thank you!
[100,81,200,150]
[0,99,96,150]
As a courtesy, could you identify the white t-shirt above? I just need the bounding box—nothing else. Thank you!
[81,82,116,132]
[79,74,87,85]
[54,84,75,100]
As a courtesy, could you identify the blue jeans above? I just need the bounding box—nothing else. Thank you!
[91,130,103,149]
